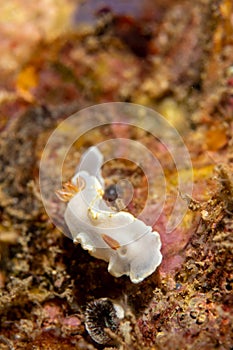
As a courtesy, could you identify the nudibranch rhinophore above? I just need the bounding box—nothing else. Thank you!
[58,146,162,283]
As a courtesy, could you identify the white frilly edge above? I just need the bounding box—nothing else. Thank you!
[64,147,162,283]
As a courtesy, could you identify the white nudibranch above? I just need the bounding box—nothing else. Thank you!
[59,146,162,283]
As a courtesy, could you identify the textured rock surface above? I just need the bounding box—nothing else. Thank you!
[0,0,232,349]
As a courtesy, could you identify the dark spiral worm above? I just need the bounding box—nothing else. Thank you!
[85,298,124,344]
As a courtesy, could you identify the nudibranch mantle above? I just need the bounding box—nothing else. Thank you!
[63,146,162,283]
